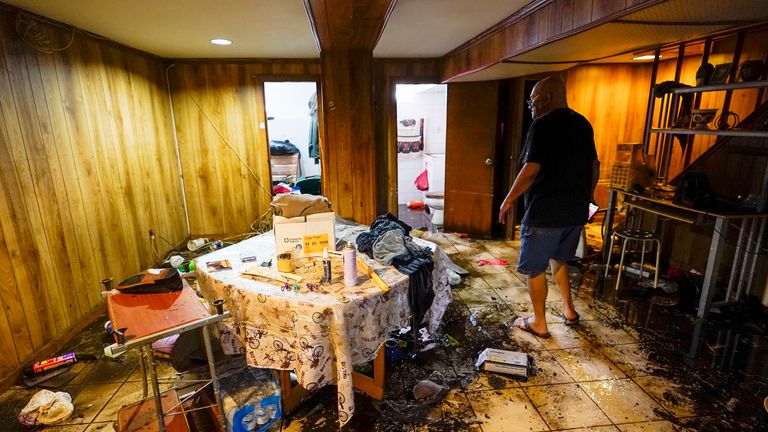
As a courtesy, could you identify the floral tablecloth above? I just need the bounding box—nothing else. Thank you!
[195,229,452,426]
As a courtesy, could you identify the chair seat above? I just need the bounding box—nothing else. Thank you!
[615,229,657,241]
[605,228,661,292]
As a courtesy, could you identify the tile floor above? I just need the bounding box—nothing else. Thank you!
[1,231,766,431]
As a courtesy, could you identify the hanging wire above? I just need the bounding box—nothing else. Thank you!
[15,12,75,54]
[187,95,274,200]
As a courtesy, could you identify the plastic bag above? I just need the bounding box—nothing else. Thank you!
[414,170,429,191]
[17,389,73,426]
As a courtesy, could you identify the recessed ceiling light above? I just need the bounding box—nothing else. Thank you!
[633,54,661,61]
[210,38,232,46]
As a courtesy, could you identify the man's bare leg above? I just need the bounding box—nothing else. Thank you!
[517,272,549,334]
[551,259,578,321]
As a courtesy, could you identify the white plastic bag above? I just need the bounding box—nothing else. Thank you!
[17,389,73,426]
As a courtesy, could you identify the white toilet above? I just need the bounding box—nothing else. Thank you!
[424,192,445,226]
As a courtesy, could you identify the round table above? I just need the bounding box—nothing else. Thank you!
[196,232,414,426]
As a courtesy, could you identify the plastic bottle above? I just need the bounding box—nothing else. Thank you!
[169,255,184,268]
[187,238,208,251]
[342,243,357,287]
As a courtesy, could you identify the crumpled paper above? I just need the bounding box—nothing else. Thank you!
[17,389,73,426]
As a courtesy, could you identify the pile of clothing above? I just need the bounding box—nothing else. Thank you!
[357,213,434,326]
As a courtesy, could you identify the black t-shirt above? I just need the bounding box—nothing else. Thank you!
[521,108,597,227]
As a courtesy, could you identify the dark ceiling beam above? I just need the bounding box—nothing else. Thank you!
[439,0,668,82]
[300,0,397,223]
[303,0,397,51]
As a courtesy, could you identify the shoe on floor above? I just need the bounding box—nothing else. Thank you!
[561,312,580,326]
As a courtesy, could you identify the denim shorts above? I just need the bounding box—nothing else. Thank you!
[517,224,583,276]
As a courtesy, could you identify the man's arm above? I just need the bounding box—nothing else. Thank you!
[498,162,540,224]
[590,159,600,203]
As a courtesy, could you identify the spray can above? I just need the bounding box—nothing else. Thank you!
[24,352,78,376]
[343,244,357,287]
[321,247,332,285]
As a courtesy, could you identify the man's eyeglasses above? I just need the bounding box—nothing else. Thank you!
[527,93,542,110]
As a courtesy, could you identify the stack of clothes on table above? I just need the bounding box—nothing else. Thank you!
[356,213,434,327]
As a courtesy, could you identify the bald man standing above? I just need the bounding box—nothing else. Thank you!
[498,76,599,338]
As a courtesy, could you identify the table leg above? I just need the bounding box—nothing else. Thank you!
[351,345,386,400]
[202,325,226,431]
[698,217,726,319]
[139,350,148,399]
[685,318,705,366]
[279,370,309,414]
[603,190,618,263]
[143,345,166,432]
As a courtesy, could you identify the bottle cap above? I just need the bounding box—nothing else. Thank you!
[344,242,355,250]
[323,247,329,259]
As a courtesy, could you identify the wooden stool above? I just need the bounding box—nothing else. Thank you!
[605,229,661,291]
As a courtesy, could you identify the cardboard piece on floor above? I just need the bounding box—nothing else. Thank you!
[475,348,529,378]
[39,369,80,389]
[21,367,71,388]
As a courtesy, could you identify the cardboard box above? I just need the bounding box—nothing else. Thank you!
[273,212,336,257]
[475,348,529,377]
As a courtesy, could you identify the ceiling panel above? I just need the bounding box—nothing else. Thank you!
[624,0,768,23]
[3,0,319,58]
[374,0,529,57]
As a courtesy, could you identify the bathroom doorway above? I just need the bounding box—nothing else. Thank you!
[263,81,321,195]
[394,83,447,231]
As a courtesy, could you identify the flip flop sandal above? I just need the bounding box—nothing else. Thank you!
[561,313,580,326]
[514,317,551,339]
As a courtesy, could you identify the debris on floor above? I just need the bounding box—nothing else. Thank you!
[477,258,508,266]
[475,348,530,377]
[17,389,73,426]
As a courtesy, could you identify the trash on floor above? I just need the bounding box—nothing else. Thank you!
[477,259,508,266]
[370,371,453,425]
[17,389,74,426]
[413,379,449,404]
[23,352,94,377]
[21,367,70,388]
[475,348,530,378]
[151,334,179,360]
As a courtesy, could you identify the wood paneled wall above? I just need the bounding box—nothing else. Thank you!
[168,61,320,235]
[0,6,185,383]
[563,63,652,205]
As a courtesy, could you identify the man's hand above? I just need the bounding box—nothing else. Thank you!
[498,200,513,224]
[497,162,540,225]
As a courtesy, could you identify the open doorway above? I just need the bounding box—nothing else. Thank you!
[263,82,321,195]
[395,84,447,231]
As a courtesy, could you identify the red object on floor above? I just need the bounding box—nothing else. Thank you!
[456,233,470,238]
[407,200,425,209]
[478,259,508,266]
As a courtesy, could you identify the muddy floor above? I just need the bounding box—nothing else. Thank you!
[0,233,766,431]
